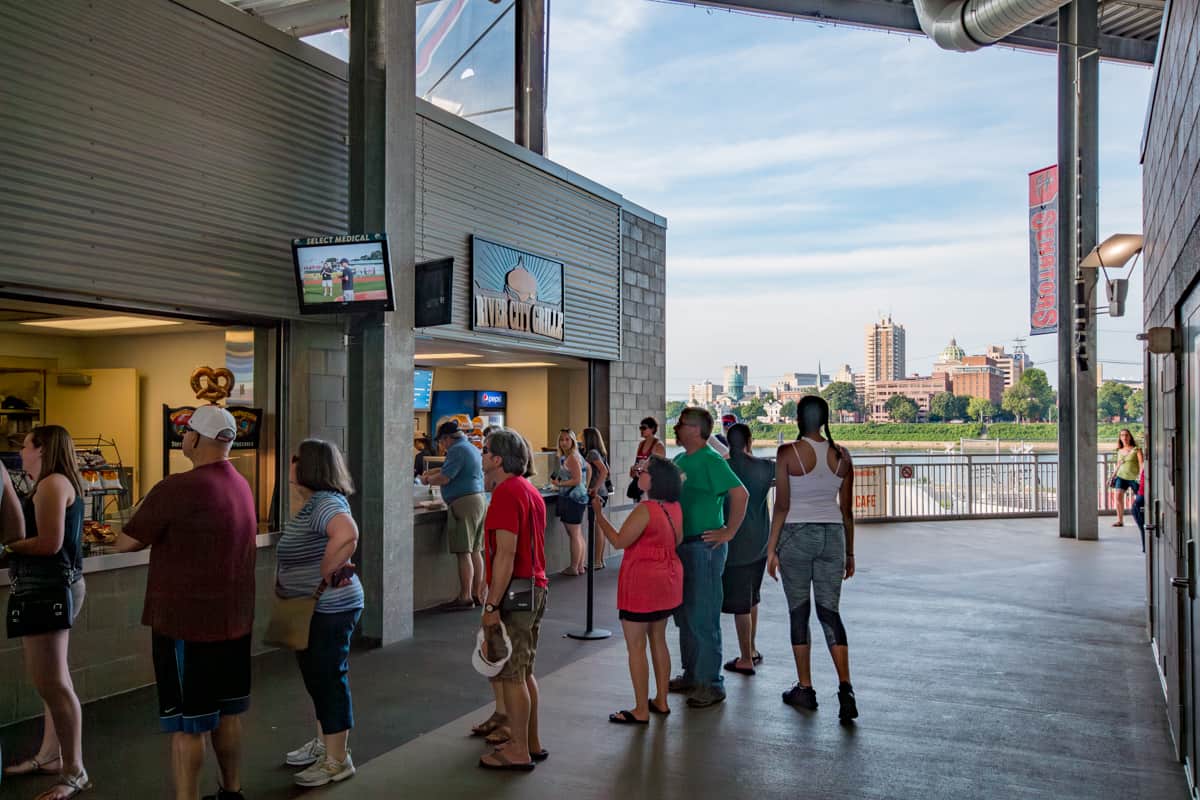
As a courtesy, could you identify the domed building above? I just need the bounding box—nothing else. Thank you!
[934,338,965,375]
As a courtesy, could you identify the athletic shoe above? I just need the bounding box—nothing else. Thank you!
[782,684,818,710]
[685,686,727,708]
[837,682,859,721]
[668,675,696,693]
[285,738,326,767]
[294,754,356,787]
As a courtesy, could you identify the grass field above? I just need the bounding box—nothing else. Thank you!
[303,275,388,304]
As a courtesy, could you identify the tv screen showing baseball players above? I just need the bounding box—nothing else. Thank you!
[292,234,396,314]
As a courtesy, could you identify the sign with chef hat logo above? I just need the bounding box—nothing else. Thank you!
[471,236,565,342]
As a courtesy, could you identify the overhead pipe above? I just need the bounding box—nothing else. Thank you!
[912,0,1071,51]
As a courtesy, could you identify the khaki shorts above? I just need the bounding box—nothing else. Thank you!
[446,493,486,554]
[496,587,547,682]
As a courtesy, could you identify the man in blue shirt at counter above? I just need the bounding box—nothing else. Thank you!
[422,420,487,610]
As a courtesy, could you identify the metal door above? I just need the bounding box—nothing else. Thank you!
[1181,293,1200,788]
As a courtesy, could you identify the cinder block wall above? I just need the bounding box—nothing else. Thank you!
[608,211,668,504]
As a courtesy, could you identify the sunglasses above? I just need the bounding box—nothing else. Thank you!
[481,447,490,455]
[638,425,651,431]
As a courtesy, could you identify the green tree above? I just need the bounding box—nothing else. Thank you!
[1017,368,1054,421]
[821,381,858,414]
[780,400,797,421]
[1125,389,1144,421]
[883,394,919,423]
[967,397,996,422]
[1001,382,1036,423]
[666,400,686,420]
[737,399,766,420]
[1097,381,1133,421]
[928,391,961,422]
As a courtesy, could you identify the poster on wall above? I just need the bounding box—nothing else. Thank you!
[471,236,565,342]
[163,405,263,452]
[1028,165,1059,336]
[852,465,888,519]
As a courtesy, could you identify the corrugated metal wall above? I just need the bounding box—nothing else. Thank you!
[0,1,348,320]
[416,114,622,361]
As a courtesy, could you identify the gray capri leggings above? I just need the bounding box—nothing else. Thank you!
[777,522,848,648]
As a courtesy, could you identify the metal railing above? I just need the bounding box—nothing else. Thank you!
[825,452,1127,522]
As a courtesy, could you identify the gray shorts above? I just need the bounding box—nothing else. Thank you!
[777,523,847,647]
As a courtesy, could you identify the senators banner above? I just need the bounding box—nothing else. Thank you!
[1028,165,1059,336]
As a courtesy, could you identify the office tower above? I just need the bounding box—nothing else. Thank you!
[864,316,906,403]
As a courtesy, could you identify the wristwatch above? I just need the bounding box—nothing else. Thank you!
[484,602,498,614]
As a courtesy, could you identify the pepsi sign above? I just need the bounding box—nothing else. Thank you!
[477,391,506,409]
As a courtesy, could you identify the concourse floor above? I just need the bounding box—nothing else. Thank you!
[0,519,1185,799]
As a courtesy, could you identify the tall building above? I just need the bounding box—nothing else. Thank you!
[723,364,748,401]
[832,364,854,385]
[864,316,906,403]
[933,338,966,377]
[687,380,721,406]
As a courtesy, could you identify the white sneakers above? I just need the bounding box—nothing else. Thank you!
[294,754,356,787]
[285,738,326,767]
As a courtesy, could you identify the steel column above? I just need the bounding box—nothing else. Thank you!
[514,0,547,154]
[1056,3,1078,538]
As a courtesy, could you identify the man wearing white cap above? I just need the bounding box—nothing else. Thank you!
[116,404,258,800]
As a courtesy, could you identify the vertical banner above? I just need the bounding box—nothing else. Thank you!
[1028,165,1059,336]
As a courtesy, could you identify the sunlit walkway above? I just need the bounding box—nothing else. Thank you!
[1,519,1183,799]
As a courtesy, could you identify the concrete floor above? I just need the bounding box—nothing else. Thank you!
[0,519,1186,799]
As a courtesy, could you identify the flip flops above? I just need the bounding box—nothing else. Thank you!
[752,652,764,666]
[470,712,507,738]
[478,749,536,771]
[4,755,63,776]
[609,710,650,725]
[723,658,756,676]
[531,750,550,762]
[649,701,671,716]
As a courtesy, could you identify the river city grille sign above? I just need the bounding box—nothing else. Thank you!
[471,236,565,342]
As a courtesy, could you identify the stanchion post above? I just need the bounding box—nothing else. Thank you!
[567,503,611,640]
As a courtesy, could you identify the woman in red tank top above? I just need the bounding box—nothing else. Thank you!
[591,455,683,723]
[626,417,666,501]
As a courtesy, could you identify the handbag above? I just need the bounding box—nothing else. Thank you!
[6,585,74,638]
[500,521,539,613]
[264,580,327,651]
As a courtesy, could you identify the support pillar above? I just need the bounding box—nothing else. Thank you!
[348,0,416,643]
[1056,3,1078,538]
[515,0,546,154]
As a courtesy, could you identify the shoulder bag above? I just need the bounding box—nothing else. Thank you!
[500,523,539,613]
[264,579,327,651]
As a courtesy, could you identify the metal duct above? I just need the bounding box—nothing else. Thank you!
[913,0,1070,51]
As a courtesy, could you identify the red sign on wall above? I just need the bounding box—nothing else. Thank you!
[1028,165,1059,336]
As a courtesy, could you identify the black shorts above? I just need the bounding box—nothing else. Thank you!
[152,633,251,734]
[619,606,679,622]
[557,495,588,525]
[722,558,767,615]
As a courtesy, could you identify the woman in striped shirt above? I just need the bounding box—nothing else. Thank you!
[278,439,364,788]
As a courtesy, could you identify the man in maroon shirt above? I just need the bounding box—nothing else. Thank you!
[477,428,548,772]
[116,405,257,800]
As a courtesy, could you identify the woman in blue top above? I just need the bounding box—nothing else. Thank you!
[278,439,364,788]
[551,429,589,575]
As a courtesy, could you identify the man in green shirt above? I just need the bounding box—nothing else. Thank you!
[670,407,748,707]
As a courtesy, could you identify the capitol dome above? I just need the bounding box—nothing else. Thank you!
[938,338,965,363]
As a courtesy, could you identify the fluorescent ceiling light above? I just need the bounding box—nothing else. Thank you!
[21,316,184,332]
[414,352,480,360]
[466,362,557,368]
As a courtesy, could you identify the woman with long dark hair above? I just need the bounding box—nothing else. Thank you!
[766,397,859,721]
[1108,429,1143,527]
[628,417,667,502]
[1,426,91,797]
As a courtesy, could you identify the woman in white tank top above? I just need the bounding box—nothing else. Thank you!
[765,396,859,721]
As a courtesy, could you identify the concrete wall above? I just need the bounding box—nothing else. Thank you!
[1141,0,1200,762]
[608,211,668,504]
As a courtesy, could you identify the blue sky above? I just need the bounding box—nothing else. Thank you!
[544,1,1152,399]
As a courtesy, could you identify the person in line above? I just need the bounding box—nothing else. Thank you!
[320,262,334,298]
[668,407,748,708]
[412,436,435,478]
[1131,466,1147,553]
[1109,429,1143,528]
[338,259,355,303]
[706,413,736,459]
[1,427,90,799]
[550,429,589,576]
[627,417,667,502]
[721,423,775,676]
[468,424,508,747]
[477,429,549,771]
[582,427,611,570]
[766,395,859,721]
[115,405,257,800]
[591,455,684,723]
[278,440,363,788]
[422,421,487,609]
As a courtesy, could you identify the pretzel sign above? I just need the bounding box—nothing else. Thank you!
[190,366,236,404]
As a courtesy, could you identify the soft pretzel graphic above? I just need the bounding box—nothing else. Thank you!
[190,366,236,404]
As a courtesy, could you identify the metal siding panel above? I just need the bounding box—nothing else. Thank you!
[415,116,620,361]
[0,1,348,319]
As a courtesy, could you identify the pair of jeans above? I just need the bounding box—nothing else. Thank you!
[295,609,362,734]
[674,539,728,692]
[1131,493,1146,552]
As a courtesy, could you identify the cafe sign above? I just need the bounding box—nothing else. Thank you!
[471,236,565,342]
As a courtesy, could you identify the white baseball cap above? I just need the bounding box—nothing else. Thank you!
[472,622,512,678]
[188,405,237,442]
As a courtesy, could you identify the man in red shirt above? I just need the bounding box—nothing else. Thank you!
[477,428,548,772]
[116,405,257,800]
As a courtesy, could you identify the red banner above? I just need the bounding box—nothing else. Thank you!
[1028,165,1059,336]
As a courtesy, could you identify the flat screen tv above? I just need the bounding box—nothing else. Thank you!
[292,234,396,314]
[414,368,434,412]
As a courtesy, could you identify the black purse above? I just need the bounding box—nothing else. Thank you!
[7,585,74,638]
[500,525,539,613]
